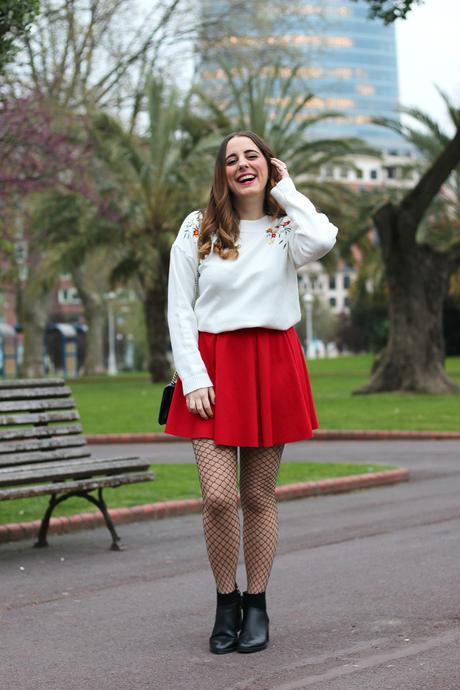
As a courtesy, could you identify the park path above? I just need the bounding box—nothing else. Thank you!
[1,439,460,690]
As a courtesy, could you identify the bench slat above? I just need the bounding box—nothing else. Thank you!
[0,399,76,414]
[0,447,91,468]
[0,378,64,390]
[0,471,154,500]
[0,386,71,401]
[0,411,80,426]
[0,456,150,486]
[0,425,82,442]
[0,436,87,456]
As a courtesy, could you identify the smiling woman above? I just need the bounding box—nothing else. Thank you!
[164,129,338,655]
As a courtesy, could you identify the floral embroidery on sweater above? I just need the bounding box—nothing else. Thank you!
[181,212,202,242]
[265,217,292,248]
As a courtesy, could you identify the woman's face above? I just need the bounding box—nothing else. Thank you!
[224,136,269,200]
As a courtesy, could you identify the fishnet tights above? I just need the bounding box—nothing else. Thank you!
[191,439,284,594]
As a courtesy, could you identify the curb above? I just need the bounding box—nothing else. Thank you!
[86,430,460,444]
[0,468,409,545]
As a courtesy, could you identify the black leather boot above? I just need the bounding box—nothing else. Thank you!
[237,591,269,653]
[209,587,242,654]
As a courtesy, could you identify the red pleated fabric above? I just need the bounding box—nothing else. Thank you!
[165,326,318,447]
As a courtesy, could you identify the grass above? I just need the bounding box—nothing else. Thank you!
[67,355,460,434]
[0,461,393,525]
[309,355,460,432]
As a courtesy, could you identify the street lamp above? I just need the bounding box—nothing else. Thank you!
[104,291,118,376]
[302,292,314,359]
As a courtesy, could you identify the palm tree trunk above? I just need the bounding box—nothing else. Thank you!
[72,252,112,375]
[82,306,106,375]
[143,251,171,382]
[72,270,106,375]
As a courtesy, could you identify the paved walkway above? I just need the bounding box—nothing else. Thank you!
[2,439,460,689]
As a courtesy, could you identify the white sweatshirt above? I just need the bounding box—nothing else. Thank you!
[167,176,338,395]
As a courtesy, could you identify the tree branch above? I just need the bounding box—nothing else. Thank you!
[399,126,460,231]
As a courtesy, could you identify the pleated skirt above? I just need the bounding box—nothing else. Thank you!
[165,326,318,447]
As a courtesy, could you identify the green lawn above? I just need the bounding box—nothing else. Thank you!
[1,461,393,525]
[68,355,460,434]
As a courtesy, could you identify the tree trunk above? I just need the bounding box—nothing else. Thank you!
[81,303,106,375]
[72,251,112,375]
[72,273,106,375]
[355,206,459,394]
[19,285,53,378]
[144,251,171,382]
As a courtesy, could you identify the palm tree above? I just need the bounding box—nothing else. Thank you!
[89,76,214,381]
[192,61,377,216]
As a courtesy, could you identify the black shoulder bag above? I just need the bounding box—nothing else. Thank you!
[158,371,177,425]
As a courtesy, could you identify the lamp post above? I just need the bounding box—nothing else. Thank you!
[105,291,118,376]
[302,292,314,358]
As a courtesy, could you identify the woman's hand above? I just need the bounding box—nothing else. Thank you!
[186,386,215,419]
[271,157,289,180]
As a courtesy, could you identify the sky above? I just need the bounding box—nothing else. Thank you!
[396,0,460,132]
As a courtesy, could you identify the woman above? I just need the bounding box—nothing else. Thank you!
[165,130,338,654]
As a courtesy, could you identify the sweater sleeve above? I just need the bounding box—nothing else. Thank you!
[167,211,213,396]
[270,177,338,269]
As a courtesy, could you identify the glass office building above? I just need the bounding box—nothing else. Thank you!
[198,0,404,153]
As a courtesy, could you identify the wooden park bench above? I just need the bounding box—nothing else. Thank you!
[0,378,154,550]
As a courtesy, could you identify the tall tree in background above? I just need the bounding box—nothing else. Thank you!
[89,76,213,382]
[0,97,93,376]
[355,94,460,394]
[27,186,122,375]
[1,0,196,376]
[193,61,376,220]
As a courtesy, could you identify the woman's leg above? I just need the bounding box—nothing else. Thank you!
[191,439,240,593]
[239,444,284,593]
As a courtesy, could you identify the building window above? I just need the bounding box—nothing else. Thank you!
[340,167,348,178]
[343,275,351,289]
[329,275,336,289]
[356,84,375,96]
[344,297,351,307]
[370,169,378,180]
[58,288,81,305]
[386,167,395,179]
[329,297,336,307]
[356,168,363,179]
[325,166,334,178]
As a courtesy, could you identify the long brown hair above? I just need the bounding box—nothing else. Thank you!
[198,131,286,261]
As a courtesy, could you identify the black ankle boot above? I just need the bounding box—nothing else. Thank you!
[209,587,242,654]
[237,591,269,654]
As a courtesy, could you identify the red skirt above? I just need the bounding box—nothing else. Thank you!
[165,326,318,447]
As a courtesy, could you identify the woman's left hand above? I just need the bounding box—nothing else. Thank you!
[271,157,290,180]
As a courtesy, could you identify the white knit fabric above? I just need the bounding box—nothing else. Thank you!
[167,177,338,395]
